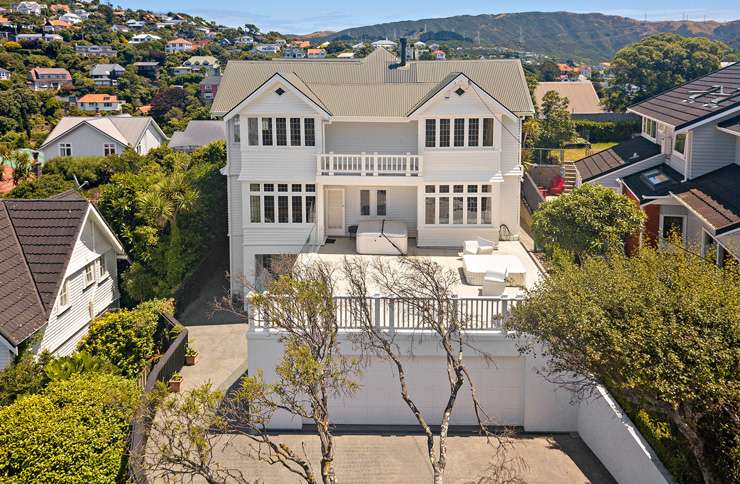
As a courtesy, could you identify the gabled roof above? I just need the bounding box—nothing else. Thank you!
[41,116,162,149]
[574,136,661,181]
[622,163,740,235]
[628,63,740,130]
[90,63,125,76]
[535,81,605,114]
[211,48,534,118]
[169,120,225,149]
[77,93,118,103]
[0,194,86,346]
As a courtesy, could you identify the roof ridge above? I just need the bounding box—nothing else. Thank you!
[0,201,48,316]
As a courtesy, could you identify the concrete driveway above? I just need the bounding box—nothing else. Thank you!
[209,432,614,483]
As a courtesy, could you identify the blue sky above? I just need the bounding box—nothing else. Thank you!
[118,1,739,33]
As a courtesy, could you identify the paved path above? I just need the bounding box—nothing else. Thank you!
[179,323,248,393]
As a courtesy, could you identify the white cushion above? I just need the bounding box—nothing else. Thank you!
[463,240,480,255]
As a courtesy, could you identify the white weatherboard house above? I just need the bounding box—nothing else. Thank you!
[212,48,675,483]
[0,191,126,369]
[39,115,167,159]
[213,48,529,292]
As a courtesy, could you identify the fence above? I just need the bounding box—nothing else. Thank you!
[127,313,189,484]
[522,171,546,213]
[522,147,594,164]
[318,152,422,176]
[250,294,523,332]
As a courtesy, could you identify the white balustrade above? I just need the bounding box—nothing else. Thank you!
[317,152,422,176]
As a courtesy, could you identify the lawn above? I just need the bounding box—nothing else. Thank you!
[558,142,619,161]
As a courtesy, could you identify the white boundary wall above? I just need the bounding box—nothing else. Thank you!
[578,386,674,484]
[248,331,674,484]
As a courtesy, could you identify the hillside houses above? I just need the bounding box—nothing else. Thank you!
[130,33,161,44]
[165,37,193,53]
[12,1,42,15]
[76,94,122,113]
[28,67,72,91]
[75,44,117,57]
[90,63,125,86]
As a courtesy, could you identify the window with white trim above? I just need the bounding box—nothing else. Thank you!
[248,183,316,224]
[359,189,387,217]
[59,280,69,308]
[247,117,258,145]
[424,118,495,148]
[97,255,109,279]
[244,117,315,147]
[232,116,240,143]
[674,133,686,156]
[660,215,685,242]
[424,184,493,225]
[643,118,657,139]
[103,143,116,156]
[84,262,95,286]
[59,143,72,157]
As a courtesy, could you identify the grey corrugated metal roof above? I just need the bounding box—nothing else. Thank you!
[169,120,225,149]
[41,116,157,148]
[211,48,534,117]
[90,63,125,76]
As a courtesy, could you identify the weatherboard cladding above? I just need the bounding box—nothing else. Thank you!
[211,49,534,117]
[0,195,88,345]
[629,63,740,129]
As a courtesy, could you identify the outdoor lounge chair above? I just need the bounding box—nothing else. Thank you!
[462,236,498,255]
[482,268,507,296]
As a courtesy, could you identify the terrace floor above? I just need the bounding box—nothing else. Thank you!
[297,237,543,297]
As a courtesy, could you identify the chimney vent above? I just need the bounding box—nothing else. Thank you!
[399,38,407,67]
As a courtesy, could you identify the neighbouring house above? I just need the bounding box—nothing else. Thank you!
[433,50,446,60]
[535,81,604,116]
[0,190,126,369]
[336,52,354,59]
[169,119,225,152]
[75,44,117,57]
[253,43,280,54]
[49,3,70,13]
[133,61,160,78]
[292,40,310,49]
[235,35,253,45]
[211,46,533,294]
[181,55,219,75]
[39,115,167,159]
[16,33,63,43]
[282,46,305,59]
[44,19,72,32]
[90,63,125,86]
[306,48,326,59]
[199,74,221,101]
[165,37,193,53]
[371,38,396,49]
[126,19,146,28]
[76,93,122,113]
[137,104,152,114]
[12,1,42,15]
[59,12,82,24]
[28,67,72,91]
[111,24,129,33]
[352,42,366,50]
[573,63,740,264]
[0,67,9,81]
[130,33,161,44]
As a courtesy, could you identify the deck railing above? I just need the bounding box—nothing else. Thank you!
[250,294,523,332]
[317,152,422,176]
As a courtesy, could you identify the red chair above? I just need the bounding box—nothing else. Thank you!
[548,175,565,196]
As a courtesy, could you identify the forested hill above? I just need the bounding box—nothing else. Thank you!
[321,12,740,61]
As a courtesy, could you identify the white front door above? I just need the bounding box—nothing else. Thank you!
[326,188,345,236]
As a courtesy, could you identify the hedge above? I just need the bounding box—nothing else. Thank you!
[0,373,140,483]
[77,298,175,377]
[574,118,640,143]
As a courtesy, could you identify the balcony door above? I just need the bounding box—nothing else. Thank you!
[326,188,345,236]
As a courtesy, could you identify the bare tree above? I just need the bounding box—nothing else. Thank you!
[140,383,252,484]
[217,261,362,484]
[340,256,523,484]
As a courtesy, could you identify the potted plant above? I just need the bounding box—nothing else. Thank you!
[168,371,183,393]
[184,343,198,366]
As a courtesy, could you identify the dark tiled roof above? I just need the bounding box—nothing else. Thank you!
[0,196,88,346]
[574,136,661,181]
[621,164,683,202]
[718,115,740,135]
[672,164,740,234]
[622,163,740,235]
[629,63,740,130]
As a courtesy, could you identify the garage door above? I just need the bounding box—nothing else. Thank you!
[326,355,524,426]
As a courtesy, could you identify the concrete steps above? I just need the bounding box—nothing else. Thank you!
[562,163,578,193]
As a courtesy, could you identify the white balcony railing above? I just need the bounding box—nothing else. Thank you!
[317,152,422,176]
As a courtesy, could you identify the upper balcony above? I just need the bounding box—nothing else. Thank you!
[317,152,422,177]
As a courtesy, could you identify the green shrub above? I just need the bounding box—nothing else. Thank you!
[573,118,640,143]
[77,298,174,377]
[0,351,53,406]
[43,151,143,188]
[0,373,140,483]
[4,174,73,199]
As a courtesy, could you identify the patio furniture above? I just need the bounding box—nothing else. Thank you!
[482,268,507,296]
[462,236,498,255]
[463,254,527,287]
[548,175,565,196]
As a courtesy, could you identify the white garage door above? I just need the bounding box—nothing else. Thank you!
[326,355,524,427]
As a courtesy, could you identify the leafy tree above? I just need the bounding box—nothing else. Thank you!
[44,351,118,381]
[532,183,645,259]
[606,34,728,111]
[4,174,74,199]
[0,351,54,406]
[538,90,577,148]
[0,373,140,483]
[508,246,739,484]
[150,86,188,121]
[538,59,560,81]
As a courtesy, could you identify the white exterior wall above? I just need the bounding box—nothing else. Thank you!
[325,122,418,154]
[137,126,166,154]
[40,124,126,160]
[689,122,737,178]
[36,211,120,356]
[0,346,13,369]
[340,185,417,236]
